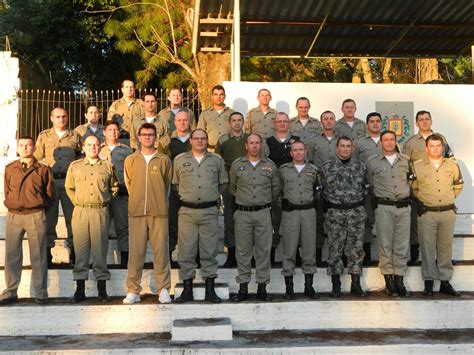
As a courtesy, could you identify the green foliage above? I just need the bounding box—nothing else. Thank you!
[439,57,471,83]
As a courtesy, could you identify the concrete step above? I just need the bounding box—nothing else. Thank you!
[1,265,472,298]
[174,282,230,300]
[171,317,232,341]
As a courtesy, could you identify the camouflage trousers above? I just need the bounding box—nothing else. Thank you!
[325,206,366,275]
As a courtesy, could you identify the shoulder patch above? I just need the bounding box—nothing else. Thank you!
[399,153,410,160]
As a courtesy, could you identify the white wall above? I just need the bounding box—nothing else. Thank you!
[223,82,474,213]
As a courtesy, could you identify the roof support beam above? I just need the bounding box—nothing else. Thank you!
[231,0,241,82]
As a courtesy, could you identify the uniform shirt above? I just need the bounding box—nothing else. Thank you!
[215,132,249,171]
[197,106,234,147]
[264,134,300,168]
[99,143,133,184]
[402,131,454,161]
[278,162,321,205]
[229,156,279,205]
[289,116,321,142]
[74,123,105,144]
[124,150,172,217]
[65,158,119,205]
[4,159,55,214]
[157,107,197,132]
[306,132,338,167]
[245,106,277,139]
[354,135,383,162]
[129,116,169,151]
[366,153,412,200]
[335,117,367,140]
[168,131,191,161]
[412,158,463,207]
[107,97,145,134]
[321,156,368,204]
[173,151,228,203]
[34,127,82,175]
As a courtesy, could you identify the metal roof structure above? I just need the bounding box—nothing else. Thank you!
[193,0,474,58]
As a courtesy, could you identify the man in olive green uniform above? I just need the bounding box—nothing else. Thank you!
[245,89,277,139]
[158,88,197,131]
[335,99,367,140]
[230,133,279,302]
[412,134,463,297]
[66,135,119,303]
[173,129,228,303]
[289,97,321,141]
[367,130,413,297]
[197,85,234,151]
[75,105,105,143]
[99,120,133,267]
[279,140,320,300]
[34,107,82,266]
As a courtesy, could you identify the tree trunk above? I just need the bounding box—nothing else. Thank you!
[417,58,441,83]
[382,58,392,83]
[360,58,373,83]
[195,52,231,108]
[352,60,362,83]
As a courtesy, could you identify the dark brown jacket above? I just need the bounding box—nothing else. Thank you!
[4,159,55,214]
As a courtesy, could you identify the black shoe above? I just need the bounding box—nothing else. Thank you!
[35,298,48,305]
[304,274,319,299]
[394,275,411,297]
[316,247,328,268]
[97,280,110,303]
[222,247,237,268]
[256,283,272,301]
[174,279,194,303]
[120,251,129,268]
[330,274,341,298]
[69,280,86,303]
[295,248,302,267]
[47,247,54,269]
[407,244,420,266]
[231,283,249,302]
[439,281,461,297]
[0,295,19,305]
[362,243,373,266]
[423,280,434,296]
[350,274,367,297]
[204,278,222,303]
[284,276,294,299]
[384,274,398,296]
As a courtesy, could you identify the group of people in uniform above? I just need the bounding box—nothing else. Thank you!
[0,80,464,305]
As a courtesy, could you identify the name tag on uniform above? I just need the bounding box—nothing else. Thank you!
[183,162,191,167]
[262,166,273,172]
[239,166,246,171]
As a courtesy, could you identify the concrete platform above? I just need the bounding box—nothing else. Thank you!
[171,317,233,341]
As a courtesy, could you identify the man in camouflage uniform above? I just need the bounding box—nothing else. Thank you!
[34,107,82,266]
[367,130,413,297]
[75,105,105,143]
[279,140,321,299]
[335,98,367,140]
[157,88,196,131]
[289,97,321,142]
[322,136,369,298]
[412,134,463,297]
[245,88,277,139]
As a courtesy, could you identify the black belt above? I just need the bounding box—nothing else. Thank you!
[376,197,411,208]
[327,200,364,210]
[180,200,218,209]
[424,204,455,212]
[76,203,108,208]
[282,199,315,212]
[53,172,67,179]
[236,203,271,212]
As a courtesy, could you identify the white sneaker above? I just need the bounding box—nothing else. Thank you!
[123,293,141,304]
[158,288,172,304]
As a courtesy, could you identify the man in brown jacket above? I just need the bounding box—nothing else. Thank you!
[123,123,173,304]
[1,137,55,305]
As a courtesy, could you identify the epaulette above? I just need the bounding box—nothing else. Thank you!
[218,133,230,145]
[308,163,319,171]
[413,158,424,166]
[399,153,410,160]
[174,152,188,161]
[279,162,291,169]
[367,153,379,162]
[209,152,223,160]
[38,129,49,136]
[69,158,83,166]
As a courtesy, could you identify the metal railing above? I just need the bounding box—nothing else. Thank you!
[17,88,201,138]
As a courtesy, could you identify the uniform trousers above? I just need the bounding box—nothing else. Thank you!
[363,195,376,243]
[2,211,48,299]
[168,190,180,253]
[109,195,129,252]
[46,179,74,247]
[222,186,236,248]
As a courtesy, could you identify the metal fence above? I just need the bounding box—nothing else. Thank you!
[17,88,201,138]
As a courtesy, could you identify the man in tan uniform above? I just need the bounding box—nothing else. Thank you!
[245,88,277,139]
[66,135,119,303]
[412,134,463,297]
[122,123,172,304]
[34,107,82,266]
[158,88,197,131]
[1,136,55,305]
[173,129,228,303]
[230,133,279,302]
[75,105,105,143]
[335,98,367,140]
[289,97,321,141]
[197,85,234,151]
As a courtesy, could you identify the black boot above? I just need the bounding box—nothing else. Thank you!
[330,274,341,298]
[97,280,110,303]
[47,247,54,269]
[120,251,129,268]
[256,283,272,301]
[295,248,302,267]
[204,277,222,303]
[231,283,249,302]
[69,280,86,303]
[304,274,319,299]
[362,243,373,266]
[316,247,327,268]
[174,279,194,303]
[439,281,461,297]
[223,247,237,268]
[423,280,434,296]
[270,247,277,267]
[284,276,294,299]
[384,274,398,296]
[407,244,420,266]
[350,274,367,297]
[394,275,411,297]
